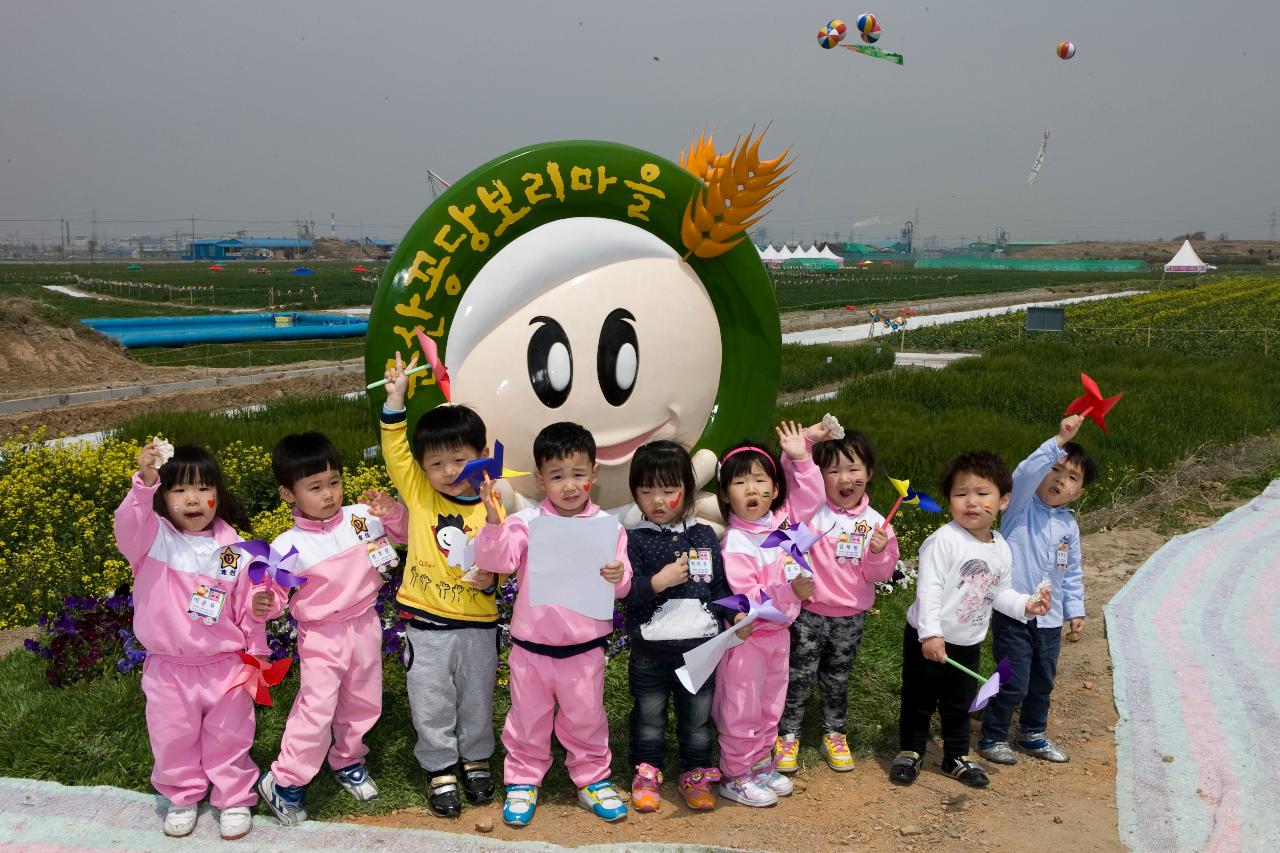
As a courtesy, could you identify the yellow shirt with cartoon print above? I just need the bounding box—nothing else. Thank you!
[380,417,498,626]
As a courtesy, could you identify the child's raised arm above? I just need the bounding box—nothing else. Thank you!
[379,355,432,504]
[113,443,164,569]
[1006,414,1083,522]
[777,420,825,523]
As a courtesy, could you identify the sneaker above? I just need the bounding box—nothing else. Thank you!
[774,733,800,774]
[889,750,922,785]
[578,779,628,822]
[502,784,538,826]
[1017,732,1070,763]
[427,771,462,818]
[163,804,199,838]
[257,772,307,826]
[334,763,379,801]
[678,768,720,811]
[978,740,1019,765]
[629,763,662,813]
[218,806,252,841]
[941,755,990,788]
[718,774,778,808]
[750,757,793,796]
[460,760,495,804]
[820,732,854,772]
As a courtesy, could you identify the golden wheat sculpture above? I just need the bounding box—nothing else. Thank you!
[678,127,792,260]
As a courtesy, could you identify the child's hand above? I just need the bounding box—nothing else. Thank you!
[600,560,625,584]
[1057,413,1086,446]
[733,612,755,640]
[137,442,162,486]
[791,572,814,600]
[251,590,272,619]
[802,420,831,444]
[775,420,809,461]
[465,569,495,590]
[868,524,889,554]
[361,489,396,517]
[1025,591,1051,617]
[1066,617,1085,642]
[921,637,947,663]
[479,476,502,525]
[383,351,419,410]
[651,554,689,593]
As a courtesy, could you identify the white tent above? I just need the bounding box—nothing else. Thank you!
[776,245,796,260]
[758,245,781,265]
[802,245,823,258]
[1164,240,1211,273]
[817,246,842,261]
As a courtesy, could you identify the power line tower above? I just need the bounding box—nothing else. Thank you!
[1269,208,1276,241]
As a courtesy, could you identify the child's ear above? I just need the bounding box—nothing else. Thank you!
[998,493,1012,512]
[589,462,600,482]
[279,485,295,505]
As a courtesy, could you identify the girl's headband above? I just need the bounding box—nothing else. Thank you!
[717,445,777,479]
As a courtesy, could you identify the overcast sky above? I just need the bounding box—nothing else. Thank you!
[2,0,1278,245]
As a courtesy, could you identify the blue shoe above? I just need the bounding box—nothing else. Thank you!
[257,771,307,826]
[334,763,379,801]
[502,784,538,826]
[577,779,627,822]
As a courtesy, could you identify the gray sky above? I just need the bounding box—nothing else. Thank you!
[2,0,1278,246]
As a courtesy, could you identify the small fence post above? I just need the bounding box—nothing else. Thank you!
[1147,327,1152,347]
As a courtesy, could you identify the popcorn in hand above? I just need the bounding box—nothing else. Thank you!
[821,413,845,440]
[152,437,175,469]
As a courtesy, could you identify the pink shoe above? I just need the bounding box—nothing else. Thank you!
[630,763,662,813]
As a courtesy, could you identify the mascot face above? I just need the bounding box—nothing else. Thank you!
[365,139,783,513]
[446,219,721,507]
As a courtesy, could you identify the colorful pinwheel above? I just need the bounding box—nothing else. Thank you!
[760,522,827,574]
[237,540,307,590]
[1064,372,1123,432]
[226,651,292,706]
[883,472,943,524]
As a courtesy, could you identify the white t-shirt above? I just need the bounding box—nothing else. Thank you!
[907,521,1030,646]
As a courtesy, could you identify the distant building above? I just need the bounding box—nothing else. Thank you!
[184,238,313,261]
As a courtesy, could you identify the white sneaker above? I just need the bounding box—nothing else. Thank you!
[751,758,794,796]
[219,806,252,840]
[163,804,199,837]
[718,775,778,807]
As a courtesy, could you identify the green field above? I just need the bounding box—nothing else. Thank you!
[768,266,1163,312]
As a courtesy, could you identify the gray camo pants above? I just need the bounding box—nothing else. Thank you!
[779,609,866,736]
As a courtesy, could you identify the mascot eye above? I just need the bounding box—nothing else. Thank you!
[527,316,572,408]
[597,308,638,407]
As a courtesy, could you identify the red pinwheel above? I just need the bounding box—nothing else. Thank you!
[414,328,451,402]
[1065,373,1124,432]
[227,651,292,706]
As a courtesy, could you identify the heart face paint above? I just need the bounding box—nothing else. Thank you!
[207,499,217,509]
[667,490,684,511]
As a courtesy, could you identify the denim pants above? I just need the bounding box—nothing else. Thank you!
[979,612,1063,744]
[628,648,715,772]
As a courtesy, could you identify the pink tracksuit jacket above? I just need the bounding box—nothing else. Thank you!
[802,494,900,617]
[113,472,283,809]
[713,455,825,779]
[474,499,631,788]
[269,503,407,788]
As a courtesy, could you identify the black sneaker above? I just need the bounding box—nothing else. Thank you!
[889,750,923,785]
[460,760,495,804]
[942,755,990,788]
[427,771,462,818]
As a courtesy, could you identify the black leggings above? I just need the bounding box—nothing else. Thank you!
[898,625,981,761]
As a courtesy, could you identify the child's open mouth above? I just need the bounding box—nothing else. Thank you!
[746,498,760,509]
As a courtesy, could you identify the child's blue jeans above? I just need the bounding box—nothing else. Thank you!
[628,648,715,772]
[980,612,1063,743]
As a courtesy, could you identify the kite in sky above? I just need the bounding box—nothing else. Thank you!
[1026,130,1050,185]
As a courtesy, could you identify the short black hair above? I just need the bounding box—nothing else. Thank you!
[533,421,596,468]
[812,431,878,479]
[1060,442,1099,487]
[271,432,344,489]
[716,440,786,520]
[629,440,697,518]
[940,450,1013,497]
[412,404,487,462]
[152,444,252,532]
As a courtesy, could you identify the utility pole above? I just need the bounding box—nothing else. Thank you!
[190,217,197,262]
[1270,208,1277,242]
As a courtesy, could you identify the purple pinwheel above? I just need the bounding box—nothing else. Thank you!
[713,592,791,624]
[237,540,307,590]
[760,522,827,574]
[945,655,1014,712]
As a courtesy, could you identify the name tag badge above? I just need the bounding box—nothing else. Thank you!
[216,546,241,581]
[783,555,804,581]
[1056,539,1069,572]
[836,533,864,562]
[187,585,227,625]
[367,536,400,572]
[688,548,713,582]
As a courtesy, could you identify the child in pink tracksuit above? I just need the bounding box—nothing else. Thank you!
[776,422,900,774]
[712,422,825,808]
[257,432,408,826]
[113,441,281,841]
[474,422,632,827]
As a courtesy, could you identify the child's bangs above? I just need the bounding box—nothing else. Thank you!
[160,458,214,489]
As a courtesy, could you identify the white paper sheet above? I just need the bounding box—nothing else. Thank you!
[526,513,620,620]
[675,611,760,694]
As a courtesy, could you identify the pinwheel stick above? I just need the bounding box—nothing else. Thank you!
[366,362,431,391]
[483,472,506,523]
[882,495,907,525]
[943,656,988,685]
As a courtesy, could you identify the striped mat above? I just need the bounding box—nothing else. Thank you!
[1106,481,1280,852]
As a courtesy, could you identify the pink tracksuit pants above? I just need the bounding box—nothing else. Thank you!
[502,645,611,788]
[713,628,791,779]
[272,609,383,787]
[141,654,258,808]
